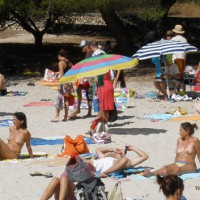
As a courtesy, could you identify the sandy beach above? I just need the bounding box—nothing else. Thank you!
[0,73,199,200]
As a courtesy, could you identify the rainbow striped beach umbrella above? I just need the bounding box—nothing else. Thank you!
[59,54,138,84]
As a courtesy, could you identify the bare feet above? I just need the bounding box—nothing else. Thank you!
[69,109,80,119]
[100,173,108,178]
[50,118,59,122]
[142,169,154,177]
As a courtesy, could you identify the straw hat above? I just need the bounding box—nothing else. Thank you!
[172,25,185,34]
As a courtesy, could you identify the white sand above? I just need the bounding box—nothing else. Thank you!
[0,74,199,200]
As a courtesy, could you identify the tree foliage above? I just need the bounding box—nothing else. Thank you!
[0,0,180,50]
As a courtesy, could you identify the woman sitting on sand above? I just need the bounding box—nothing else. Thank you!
[144,122,200,177]
[0,112,33,160]
[157,175,184,200]
[40,145,148,200]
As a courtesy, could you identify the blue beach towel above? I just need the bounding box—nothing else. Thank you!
[30,137,95,146]
[0,119,13,127]
[108,166,153,179]
[143,114,173,121]
[132,168,200,181]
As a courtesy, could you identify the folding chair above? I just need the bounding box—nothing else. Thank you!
[183,69,200,91]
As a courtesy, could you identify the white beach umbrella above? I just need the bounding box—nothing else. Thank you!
[132,39,197,60]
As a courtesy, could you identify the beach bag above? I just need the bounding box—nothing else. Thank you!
[108,104,118,122]
[58,135,89,157]
[66,155,95,182]
[92,132,111,144]
[54,91,64,109]
[94,120,108,133]
[108,181,123,200]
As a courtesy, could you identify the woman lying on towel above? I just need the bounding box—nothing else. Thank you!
[0,112,33,160]
[40,145,148,200]
[90,145,149,177]
[144,122,200,177]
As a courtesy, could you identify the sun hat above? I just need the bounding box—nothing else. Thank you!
[79,40,89,47]
[172,25,185,34]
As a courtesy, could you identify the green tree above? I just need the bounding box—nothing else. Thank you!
[0,0,57,47]
[0,0,181,51]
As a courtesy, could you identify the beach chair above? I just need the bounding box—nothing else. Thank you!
[183,69,200,91]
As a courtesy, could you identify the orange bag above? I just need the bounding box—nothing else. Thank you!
[58,135,89,157]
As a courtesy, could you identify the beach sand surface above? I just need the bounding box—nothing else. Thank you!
[0,75,199,200]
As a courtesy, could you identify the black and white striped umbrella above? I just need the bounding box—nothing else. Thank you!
[132,39,197,60]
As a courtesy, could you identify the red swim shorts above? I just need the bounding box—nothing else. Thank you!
[79,81,90,91]
[64,94,75,106]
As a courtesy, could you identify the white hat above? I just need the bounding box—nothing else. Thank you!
[79,40,89,47]
[172,25,185,34]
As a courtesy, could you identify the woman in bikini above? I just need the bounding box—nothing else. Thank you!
[51,49,74,122]
[144,122,200,177]
[0,112,33,160]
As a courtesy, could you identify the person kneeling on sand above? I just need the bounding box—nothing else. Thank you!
[40,145,148,200]
[0,112,33,160]
[143,122,200,177]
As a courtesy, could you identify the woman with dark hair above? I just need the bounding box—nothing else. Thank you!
[0,112,33,160]
[51,49,74,122]
[144,122,200,177]
[157,175,184,200]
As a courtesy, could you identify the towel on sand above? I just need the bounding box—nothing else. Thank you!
[143,114,173,120]
[31,137,94,146]
[108,167,153,178]
[132,169,200,180]
[169,114,200,122]
[0,119,13,127]
[7,91,28,96]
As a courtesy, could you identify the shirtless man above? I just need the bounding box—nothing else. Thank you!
[0,112,33,159]
[144,122,200,177]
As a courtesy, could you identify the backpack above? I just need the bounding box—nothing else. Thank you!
[58,135,89,157]
[65,155,95,182]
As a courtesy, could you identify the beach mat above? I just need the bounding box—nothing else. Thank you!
[169,114,200,121]
[108,166,153,179]
[24,102,54,107]
[143,113,173,120]
[0,119,13,127]
[37,80,59,86]
[0,152,54,163]
[7,91,28,96]
[132,169,200,181]
[31,137,94,146]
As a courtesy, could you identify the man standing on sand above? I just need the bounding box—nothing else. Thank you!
[69,40,93,119]
[171,25,187,91]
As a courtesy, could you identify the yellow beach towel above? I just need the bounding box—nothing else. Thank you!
[169,114,200,122]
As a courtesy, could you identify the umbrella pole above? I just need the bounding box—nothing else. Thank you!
[163,57,170,98]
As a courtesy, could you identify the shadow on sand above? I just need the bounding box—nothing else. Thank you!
[109,127,167,135]
[0,112,14,117]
